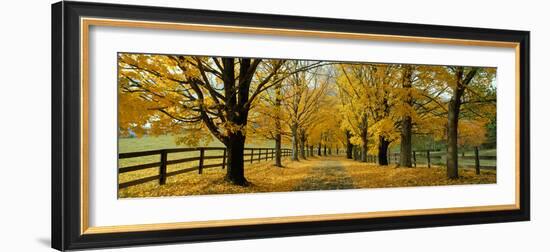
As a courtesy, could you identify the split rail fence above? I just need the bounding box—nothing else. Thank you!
[353,148,496,171]
[118,147,291,189]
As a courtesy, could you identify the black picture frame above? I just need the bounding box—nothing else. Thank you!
[52,1,530,251]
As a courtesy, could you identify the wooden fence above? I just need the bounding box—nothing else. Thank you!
[118,147,292,189]
[358,148,496,171]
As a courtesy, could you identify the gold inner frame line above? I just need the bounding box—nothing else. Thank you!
[80,17,521,235]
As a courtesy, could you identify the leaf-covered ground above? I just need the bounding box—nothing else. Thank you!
[118,156,496,198]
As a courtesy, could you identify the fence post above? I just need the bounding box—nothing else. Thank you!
[413,151,416,167]
[250,149,254,164]
[198,148,204,174]
[222,149,226,169]
[159,150,167,185]
[427,150,431,168]
[475,146,480,175]
[259,148,262,161]
[265,148,269,161]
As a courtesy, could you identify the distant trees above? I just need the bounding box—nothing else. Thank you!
[336,64,371,163]
[282,61,329,161]
[250,77,287,167]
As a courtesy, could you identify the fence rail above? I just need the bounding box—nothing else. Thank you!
[357,148,496,173]
[118,147,292,189]
[347,145,495,172]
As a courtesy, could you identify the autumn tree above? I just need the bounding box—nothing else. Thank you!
[396,65,414,167]
[394,64,446,167]
[435,66,496,178]
[118,54,293,186]
[337,64,372,162]
[366,64,404,165]
[250,79,288,167]
[309,93,344,156]
[282,61,328,161]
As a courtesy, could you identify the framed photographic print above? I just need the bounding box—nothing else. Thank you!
[52,1,530,250]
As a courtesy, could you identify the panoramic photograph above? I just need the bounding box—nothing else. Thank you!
[117,53,497,198]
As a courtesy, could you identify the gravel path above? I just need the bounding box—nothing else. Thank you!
[293,159,355,191]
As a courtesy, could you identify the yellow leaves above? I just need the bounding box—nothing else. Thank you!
[119,157,316,198]
[118,52,497,154]
[458,119,489,147]
[344,160,496,189]
[220,121,246,136]
[119,156,496,198]
[175,129,213,147]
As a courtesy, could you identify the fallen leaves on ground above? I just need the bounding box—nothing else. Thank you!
[118,156,496,198]
[343,160,496,188]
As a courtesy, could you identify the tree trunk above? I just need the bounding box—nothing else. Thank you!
[360,129,368,163]
[323,144,327,156]
[399,116,412,167]
[318,143,321,156]
[310,145,314,157]
[274,134,282,167]
[345,131,353,159]
[378,136,390,166]
[400,66,413,167]
[274,81,282,167]
[225,132,248,186]
[446,94,461,179]
[474,146,480,175]
[299,131,307,160]
[221,58,251,186]
[446,66,478,179]
[291,123,299,161]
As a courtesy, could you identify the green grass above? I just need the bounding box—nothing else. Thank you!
[119,134,281,153]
